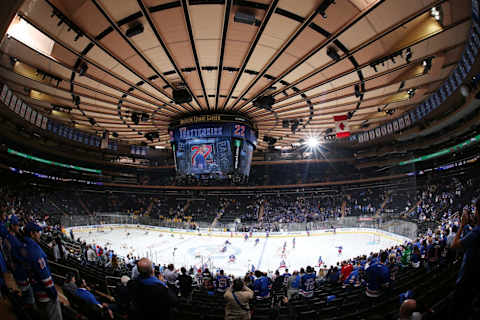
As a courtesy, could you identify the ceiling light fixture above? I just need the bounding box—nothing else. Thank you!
[305,137,320,148]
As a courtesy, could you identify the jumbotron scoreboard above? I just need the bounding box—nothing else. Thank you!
[169,114,257,179]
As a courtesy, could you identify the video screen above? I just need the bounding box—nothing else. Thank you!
[171,122,256,178]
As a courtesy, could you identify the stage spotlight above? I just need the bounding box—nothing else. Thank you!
[131,112,139,125]
[405,48,412,63]
[78,62,88,76]
[327,46,341,61]
[407,88,416,99]
[354,84,361,98]
[305,137,320,148]
[126,22,144,38]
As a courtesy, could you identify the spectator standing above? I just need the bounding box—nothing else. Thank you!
[365,251,390,298]
[164,264,178,289]
[215,269,231,293]
[253,270,270,300]
[224,278,253,320]
[5,215,34,305]
[24,222,63,320]
[450,205,480,318]
[177,267,193,299]
[0,248,7,299]
[299,266,316,298]
[128,258,177,320]
[286,271,300,300]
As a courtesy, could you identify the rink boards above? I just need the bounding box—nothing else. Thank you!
[66,224,411,243]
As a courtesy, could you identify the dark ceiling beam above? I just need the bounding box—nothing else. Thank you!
[2,39,177,116]
[88,0,197,113]
[252,41,464,119]
[215,0,232,110]
[221,0,280,110]
[256,79,443,123]
[137,0,206,112]
[18,13,181,115]
[0,56,173,120]
[236,0,448,113]
[43,0,187,113]
[255,76,446,121]
[251,17,468,118]
[180,0,212,110]
[225,5,321,111]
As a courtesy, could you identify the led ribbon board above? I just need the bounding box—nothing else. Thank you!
[7,148,101,174]
[399,134,480,166]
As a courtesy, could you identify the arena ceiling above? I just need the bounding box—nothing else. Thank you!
[0,0,473,149]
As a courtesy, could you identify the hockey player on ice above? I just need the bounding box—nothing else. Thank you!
[336,246,343,256]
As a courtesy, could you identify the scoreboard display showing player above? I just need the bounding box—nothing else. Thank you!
[169,115,257,178]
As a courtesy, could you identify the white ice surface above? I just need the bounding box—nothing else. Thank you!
[74,226,405,276]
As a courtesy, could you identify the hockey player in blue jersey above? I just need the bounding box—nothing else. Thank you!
[253,270,271,300]
[255,238,260,246]
[24,222,63,319]
[318,256,324,266]
[244,234,249,241]
[299,266,316,298]
[224,240,231,246]
[229,254,236,263]
[5,215,34,305]
[215,270,230,293]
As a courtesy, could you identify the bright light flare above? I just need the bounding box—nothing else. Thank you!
[6,16,55,58]
[305,137,320,148]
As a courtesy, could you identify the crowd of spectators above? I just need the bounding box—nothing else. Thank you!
[1,172,479,319]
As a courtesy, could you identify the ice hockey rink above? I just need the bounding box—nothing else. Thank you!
[70,225,409,276]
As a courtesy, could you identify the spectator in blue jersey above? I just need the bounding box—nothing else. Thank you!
[75,278,113,319]
[450,205,480,319]
[343,263,362,288]
[253,270,270,300]
[0,248,7,299]
[5,214,35,305]
[24,222,63,320]
[326,266,340,284]
[282,269,291,288]
[215,269,231,293]
[299,266,316,298]
[286,271,300,300]
[0,211,8,239]
[365,251,390,298]
[128,257,177,320]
